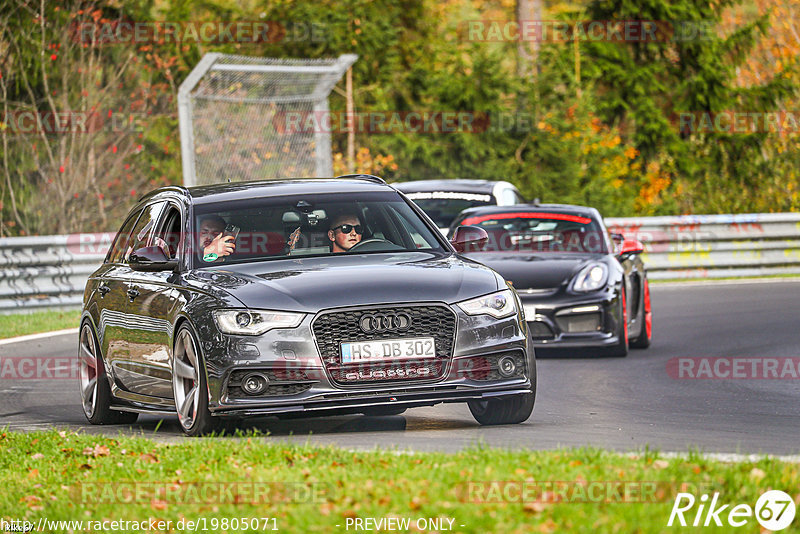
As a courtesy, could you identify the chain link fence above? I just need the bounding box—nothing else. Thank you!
[178,53,357,186]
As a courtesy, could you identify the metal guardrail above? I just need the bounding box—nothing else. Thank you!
[605,212,800,280]
[0,234,111,312]
[0,212,798,311]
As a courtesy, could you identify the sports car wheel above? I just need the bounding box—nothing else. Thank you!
[79,322,138,425]
[630,278,652,349]
[173,324,219,437]
[468,391,535,425]
[607,289,629,357]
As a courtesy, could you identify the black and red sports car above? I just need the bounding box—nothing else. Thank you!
[449,203,652,356]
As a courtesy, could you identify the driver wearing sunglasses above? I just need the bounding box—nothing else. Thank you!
[327,212,364,253]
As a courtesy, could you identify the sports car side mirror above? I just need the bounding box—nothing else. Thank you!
[450,225,489,253]
[129,246,178,272]
[618,239,644,258]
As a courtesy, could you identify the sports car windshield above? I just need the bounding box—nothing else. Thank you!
[458,211,608,254]
[403,192,493,228]
[191,191,444,267]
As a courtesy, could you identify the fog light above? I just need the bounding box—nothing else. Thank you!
[241,372,269,395]
[235,312,251,328]
[498,355,517,377]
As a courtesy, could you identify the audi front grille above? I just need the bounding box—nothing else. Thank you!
[311,304,457,386]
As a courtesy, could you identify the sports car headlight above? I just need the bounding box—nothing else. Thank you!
[213,310,305,335]
[457,290,517,319]
[572,263,609,293]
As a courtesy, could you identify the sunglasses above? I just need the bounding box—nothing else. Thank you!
[333,224,363,235]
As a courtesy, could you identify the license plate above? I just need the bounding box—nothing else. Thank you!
[341,337,436,364]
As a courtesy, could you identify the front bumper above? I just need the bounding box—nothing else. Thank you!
[519,287,623,351]
[201,302,533,416]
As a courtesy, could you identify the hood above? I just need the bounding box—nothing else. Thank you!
[185,252,501,312]
[464,252,606,290]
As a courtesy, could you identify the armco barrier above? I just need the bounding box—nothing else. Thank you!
[605,212,800,280]
[0,213,798,311]
[0,234,111,312]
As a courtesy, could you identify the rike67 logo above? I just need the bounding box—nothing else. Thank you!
[668,490,796,530]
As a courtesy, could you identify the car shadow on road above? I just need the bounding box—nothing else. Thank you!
[132,412,473,437]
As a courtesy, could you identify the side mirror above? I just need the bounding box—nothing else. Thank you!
[450,225,489,253]
[129,246,178,272]
[619,239,645,258]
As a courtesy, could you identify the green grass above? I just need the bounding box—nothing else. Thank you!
[1,430,797,532]
[0,309,79,339]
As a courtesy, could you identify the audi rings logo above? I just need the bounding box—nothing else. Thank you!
[359,312,412,333]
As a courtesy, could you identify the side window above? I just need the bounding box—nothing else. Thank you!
[124,201,167,263]
[154,204,183,259]
[107,210,143,264]
[512,190,525,204]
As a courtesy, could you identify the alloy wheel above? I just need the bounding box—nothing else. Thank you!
[79,324,99,418]
[173,329,201,430]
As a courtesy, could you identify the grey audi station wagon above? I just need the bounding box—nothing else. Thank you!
[79,175,535,436]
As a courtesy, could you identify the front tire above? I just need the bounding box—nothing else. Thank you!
[173,324,219,437]
[607,288,629,357]
[630,277,652,349]
[79,322,138,425]
[468,391,535,425]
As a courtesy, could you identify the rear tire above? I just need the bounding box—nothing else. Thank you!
[468,391,535,425]
[79,322,139,425]
[173,324,220,437]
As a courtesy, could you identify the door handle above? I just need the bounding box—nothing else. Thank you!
[98,284,111,296]
[126,287,139,300]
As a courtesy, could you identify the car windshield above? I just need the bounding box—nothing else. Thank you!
[458,211,608,254]
[191,191,444,267]
[403,192,493,228]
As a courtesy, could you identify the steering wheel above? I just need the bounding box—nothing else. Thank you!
[348,238,402,252]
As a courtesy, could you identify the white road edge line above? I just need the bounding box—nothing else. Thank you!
[653,277,800,288]
[0,328,79,346]
[629,451,800,463]
[358,449,800,463]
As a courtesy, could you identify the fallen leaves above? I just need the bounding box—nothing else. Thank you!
[82,444,110,458]
[138,453,159,464]
[523,501,550,514]
[651,460,669,470]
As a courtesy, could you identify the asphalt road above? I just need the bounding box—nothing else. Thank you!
[2,280,799,454]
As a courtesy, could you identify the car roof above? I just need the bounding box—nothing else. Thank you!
[456,203,603,221]
[393,179,514,195]
[139,178,398,206]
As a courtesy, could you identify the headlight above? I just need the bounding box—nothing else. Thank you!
[213,310,305,335]
[457,289,517,319]
[572,263,609,292]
